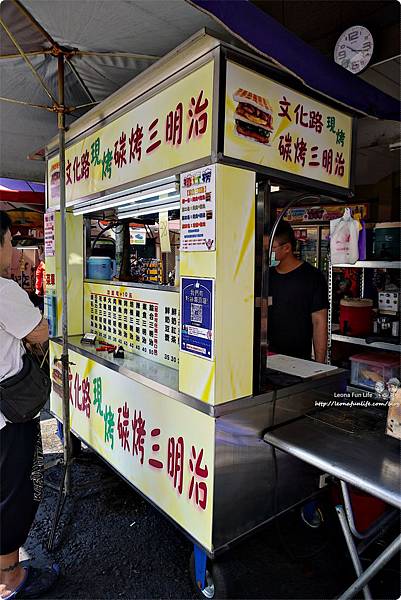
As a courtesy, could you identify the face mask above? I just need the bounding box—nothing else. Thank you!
[270,251,279,266]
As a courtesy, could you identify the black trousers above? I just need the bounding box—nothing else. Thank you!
[0,419,43,555]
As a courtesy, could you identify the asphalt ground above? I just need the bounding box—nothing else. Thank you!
[20,415,401,600]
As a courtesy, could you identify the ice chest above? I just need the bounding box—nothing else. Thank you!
[350,352,400,390]
[340,298,373,336]
[373,222,400,260]
[86,256,113,280]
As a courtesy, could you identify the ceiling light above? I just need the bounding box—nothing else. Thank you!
[73,183,178,215]
[72,176,179,215]
[117,193,180,216]
[119,202,181,220]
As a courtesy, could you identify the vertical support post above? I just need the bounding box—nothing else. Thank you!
[360,266,365,298]
[316,225,321,270]
[327,260,333,364]
[255,181,270,394]
[57,53,71,493]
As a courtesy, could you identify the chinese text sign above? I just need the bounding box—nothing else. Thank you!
[49,341,215,551]
[180,165,216,252]
[47,61,214,207]
[84,282,180,369]
[224,61,353,190]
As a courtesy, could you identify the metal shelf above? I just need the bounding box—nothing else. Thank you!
[331,333,401,352]
[332,261,401,269]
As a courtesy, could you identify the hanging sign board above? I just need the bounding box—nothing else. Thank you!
[180,277,214,360]
[47,61,214,208]
[44,212,55,257]
[180,165,216,252]
[159,212,171,253]
[277,203,368,223]
[224,61,353,190]
[130,227,146,245]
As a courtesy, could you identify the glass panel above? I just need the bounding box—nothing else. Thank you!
[320,227,330,277]
[294,227,318,268]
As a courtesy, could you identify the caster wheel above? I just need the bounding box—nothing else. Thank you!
[301,504,324,529]
[189,551,230,599]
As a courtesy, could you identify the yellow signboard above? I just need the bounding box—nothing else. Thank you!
[225,61,353,189]
[50,341,215,551]
[48,61,214,207]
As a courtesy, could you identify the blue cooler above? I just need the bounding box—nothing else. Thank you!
[86,256,113,280]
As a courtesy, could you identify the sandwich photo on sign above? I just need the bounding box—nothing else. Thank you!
[233,88,274,145]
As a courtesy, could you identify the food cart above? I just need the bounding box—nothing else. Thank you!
[43,30,360,597]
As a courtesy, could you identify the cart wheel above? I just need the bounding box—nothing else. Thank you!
[189,551,230,599]
[300,501,324,529]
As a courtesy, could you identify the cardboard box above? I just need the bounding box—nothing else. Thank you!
[386,387,401,440]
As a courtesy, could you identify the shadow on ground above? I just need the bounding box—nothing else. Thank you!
[22,418,401,599]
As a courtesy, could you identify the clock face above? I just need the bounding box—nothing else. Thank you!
[334,26,374,74]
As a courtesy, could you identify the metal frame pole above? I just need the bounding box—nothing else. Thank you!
[338,533,401,600]
[57,53,72,493]
[336,505,372,600]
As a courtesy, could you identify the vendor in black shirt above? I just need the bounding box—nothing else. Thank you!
[268,221,329,362]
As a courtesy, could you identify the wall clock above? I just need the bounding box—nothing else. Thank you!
[334,26,374,74]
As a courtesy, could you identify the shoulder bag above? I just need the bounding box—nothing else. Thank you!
[0,353,51,423]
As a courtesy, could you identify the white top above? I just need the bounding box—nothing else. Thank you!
[266,354,338,379]
[0,277,42,429]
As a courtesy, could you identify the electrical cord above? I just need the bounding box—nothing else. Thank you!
[91,221,119,251]
[112,224,124,235]
[96,219,109,232]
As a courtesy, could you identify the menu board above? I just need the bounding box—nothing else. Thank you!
[44,212,55,257]
[84,283,179,369]
[180,165,216,252]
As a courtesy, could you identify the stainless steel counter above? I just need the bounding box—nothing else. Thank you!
[54,337,346,420]
[52,336,349,554]
[264,407,401,509]
[54,336,275,417]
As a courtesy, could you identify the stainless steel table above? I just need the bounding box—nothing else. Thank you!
[264,407,401,600]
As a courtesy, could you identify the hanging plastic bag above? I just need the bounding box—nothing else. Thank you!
[330,207,359,265]
[353,211,366,260]
[358,220,366,260]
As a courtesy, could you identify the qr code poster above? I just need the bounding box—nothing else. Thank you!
[181,277,214,360]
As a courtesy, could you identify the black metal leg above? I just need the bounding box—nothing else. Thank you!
[47,461,68,552]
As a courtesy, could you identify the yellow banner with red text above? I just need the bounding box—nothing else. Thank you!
[48,61,214,207]
[49,341,215,551]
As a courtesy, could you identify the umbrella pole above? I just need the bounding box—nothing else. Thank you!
[57,53,72,494]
